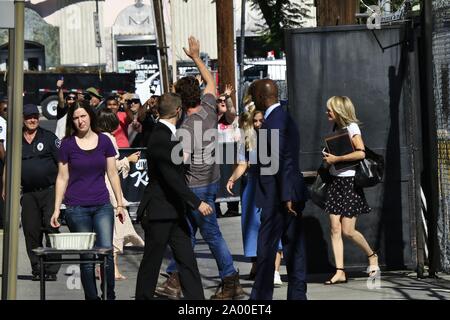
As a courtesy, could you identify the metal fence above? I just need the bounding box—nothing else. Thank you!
[432,0,450,272]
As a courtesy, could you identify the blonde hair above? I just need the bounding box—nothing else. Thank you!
[327,96,360,128]
[239,109,263,151]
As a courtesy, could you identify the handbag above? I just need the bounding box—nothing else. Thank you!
[310,163,331,209]
[354,146,384,188]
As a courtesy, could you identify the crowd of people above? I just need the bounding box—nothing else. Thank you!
[0,35,380,300]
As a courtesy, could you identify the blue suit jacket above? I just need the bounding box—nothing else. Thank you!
[255,105,309,208]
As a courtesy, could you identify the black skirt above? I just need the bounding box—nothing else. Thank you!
[324,176,371,217]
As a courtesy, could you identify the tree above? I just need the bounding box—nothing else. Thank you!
[249,0,314,56]
[182,0,314,57]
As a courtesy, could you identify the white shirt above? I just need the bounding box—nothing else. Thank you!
[264,103,280,119]
[330,123,362,177]
[0,116,6,151]
[159,119,177,137]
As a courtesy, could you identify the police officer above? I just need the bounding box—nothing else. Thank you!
[21,104,61,281]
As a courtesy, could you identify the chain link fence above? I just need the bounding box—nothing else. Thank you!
[432,0,450,272]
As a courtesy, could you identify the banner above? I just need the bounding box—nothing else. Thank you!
[118,146,242,219]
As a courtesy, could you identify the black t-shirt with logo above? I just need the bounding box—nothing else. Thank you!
[21,127,60,192]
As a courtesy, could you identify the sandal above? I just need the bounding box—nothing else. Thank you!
[324,268,348,285]
[367,252,380,276]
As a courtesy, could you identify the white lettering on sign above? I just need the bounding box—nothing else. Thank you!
[130,171,149,187]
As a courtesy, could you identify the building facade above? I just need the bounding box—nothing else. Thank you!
[0,0,316,96]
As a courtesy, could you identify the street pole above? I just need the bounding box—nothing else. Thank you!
[421,0,440,277]
[1,27,14,301]
[152,0,170,93]
[216,0,236,103]
[238,0,246,109]
[170,0,177,84]
[2,0,25,300]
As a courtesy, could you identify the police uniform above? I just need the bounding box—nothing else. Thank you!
[21,126,61,279]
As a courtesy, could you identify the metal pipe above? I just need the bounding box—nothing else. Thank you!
[3,0,25,300]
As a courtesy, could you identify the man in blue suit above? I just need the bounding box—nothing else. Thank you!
[249,79,309,300]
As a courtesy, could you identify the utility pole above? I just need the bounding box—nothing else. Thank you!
[2,0,25,300]
[1,27,14,301]
[238,0,246,109]
[316,0,359,26]
[216,0,236,103]
[152,0,170,93]
[421,0,440,277]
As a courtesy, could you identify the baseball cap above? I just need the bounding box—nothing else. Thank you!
[23,104,39,117]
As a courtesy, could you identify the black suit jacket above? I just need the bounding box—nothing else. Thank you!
[137,122,201,223]
[255,105,309,208]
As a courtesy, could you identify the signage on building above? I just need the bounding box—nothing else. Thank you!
[93,12,102,47]
[0,0,14,29]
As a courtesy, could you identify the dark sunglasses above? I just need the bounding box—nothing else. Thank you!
[128,99,140,105]
[66,95,76,100]
[216,98,226,103]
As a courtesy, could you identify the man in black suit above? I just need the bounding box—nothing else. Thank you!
[135,93,213,300]
[249,79,309,300]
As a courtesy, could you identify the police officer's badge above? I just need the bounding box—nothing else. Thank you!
[37,142,44,151]
[0,126,3,133]
[55,139,61,149]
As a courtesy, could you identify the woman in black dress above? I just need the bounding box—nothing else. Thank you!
[322,96,379,285]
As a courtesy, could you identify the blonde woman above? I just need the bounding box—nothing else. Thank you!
[322,96,379,285]
[226,105,284,286]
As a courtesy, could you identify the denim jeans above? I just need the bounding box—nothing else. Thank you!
[166,182,237,279]
[65,203,115,300]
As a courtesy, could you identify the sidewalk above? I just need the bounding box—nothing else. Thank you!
[1,216,450,300]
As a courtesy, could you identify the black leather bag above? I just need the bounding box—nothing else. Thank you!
[354,147,384,188]
[310,164,331,209]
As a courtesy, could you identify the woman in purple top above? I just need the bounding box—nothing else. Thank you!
[50,101,125,300]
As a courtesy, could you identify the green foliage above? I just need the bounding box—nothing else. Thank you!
[249,0,314,56]
[183,0,314,57]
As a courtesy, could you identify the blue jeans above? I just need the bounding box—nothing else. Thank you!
[167,182,237,279]
[65,203,115,300]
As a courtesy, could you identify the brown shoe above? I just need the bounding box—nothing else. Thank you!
[210,272,246,300]
[154,272,181,300]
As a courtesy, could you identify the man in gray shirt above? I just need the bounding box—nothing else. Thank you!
[155,36,244,300]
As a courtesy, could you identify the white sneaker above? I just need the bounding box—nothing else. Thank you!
[274,271,283,286]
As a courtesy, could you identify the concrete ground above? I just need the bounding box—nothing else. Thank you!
[1,212,450,301]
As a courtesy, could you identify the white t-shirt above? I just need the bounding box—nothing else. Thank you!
[330,122,361,177]
[0,116,6,151]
